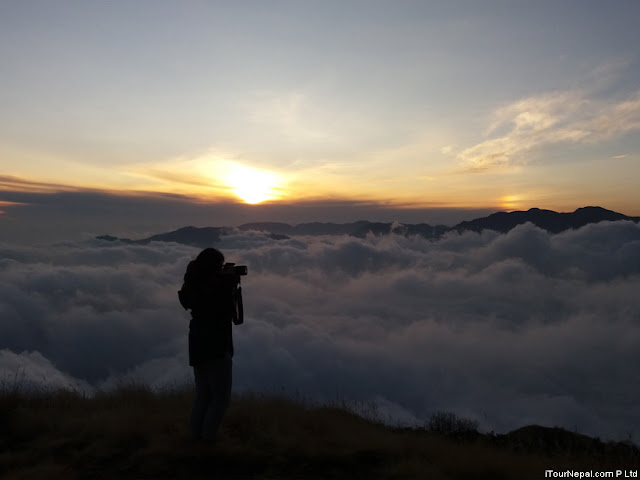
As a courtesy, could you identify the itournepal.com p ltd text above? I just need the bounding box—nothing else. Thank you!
[545,470,638,478]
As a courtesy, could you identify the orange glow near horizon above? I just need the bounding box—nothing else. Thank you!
[499,195,523,211]
[2,170,639,218]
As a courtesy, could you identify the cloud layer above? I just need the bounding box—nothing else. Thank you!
[2,221,640,441]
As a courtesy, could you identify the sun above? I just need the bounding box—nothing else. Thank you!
[224,163,281,204]
[499,194,522,211]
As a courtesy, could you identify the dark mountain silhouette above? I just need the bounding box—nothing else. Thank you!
[97,206,639,245]
[454,206,638,234]
[238,221,377,236]
[236,221,451,238]
[97,226,229,248]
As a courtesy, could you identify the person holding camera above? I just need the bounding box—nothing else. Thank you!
[178,247,246,442]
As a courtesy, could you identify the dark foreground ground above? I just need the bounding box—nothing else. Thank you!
[1,386,638,479]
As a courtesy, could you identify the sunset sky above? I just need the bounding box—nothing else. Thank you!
[1,1,639,241]
[3,1,640,442]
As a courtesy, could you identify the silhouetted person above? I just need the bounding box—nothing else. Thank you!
[179,247,243,442]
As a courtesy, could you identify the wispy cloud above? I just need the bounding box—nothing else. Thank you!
[458,90,640,172]
[0,175,81,194]
[441,145,454,155]
[243,90,340,146]
[0,200,27,216]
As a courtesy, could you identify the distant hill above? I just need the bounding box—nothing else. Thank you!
[97,226,230,248]
[237,220,451,238]
[97,206,640,246]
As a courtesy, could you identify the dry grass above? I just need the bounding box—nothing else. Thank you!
[1,385,638,479]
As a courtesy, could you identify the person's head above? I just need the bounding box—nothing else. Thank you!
[196,248,225,273]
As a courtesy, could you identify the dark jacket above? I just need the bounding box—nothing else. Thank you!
[184,262,236,366]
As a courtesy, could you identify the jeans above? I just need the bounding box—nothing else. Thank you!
[190,353,232,441]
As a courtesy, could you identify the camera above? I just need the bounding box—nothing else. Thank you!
[223,262,248,276]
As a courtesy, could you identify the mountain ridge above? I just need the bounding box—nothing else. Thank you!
[96,206,640,247]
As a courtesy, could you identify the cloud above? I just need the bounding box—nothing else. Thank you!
[458,90,640,172]
[0,175,80,194]
[441,145,454,155]
[2,221,640,441]
[0,349,94,393]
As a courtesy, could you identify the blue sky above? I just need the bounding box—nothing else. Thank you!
[1,1,639,240]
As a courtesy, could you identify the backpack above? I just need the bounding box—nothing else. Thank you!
[178,260,197,310]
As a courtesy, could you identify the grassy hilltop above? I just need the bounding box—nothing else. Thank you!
[1,385,638,479]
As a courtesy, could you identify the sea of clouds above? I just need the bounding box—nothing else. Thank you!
[2,220,639,441]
